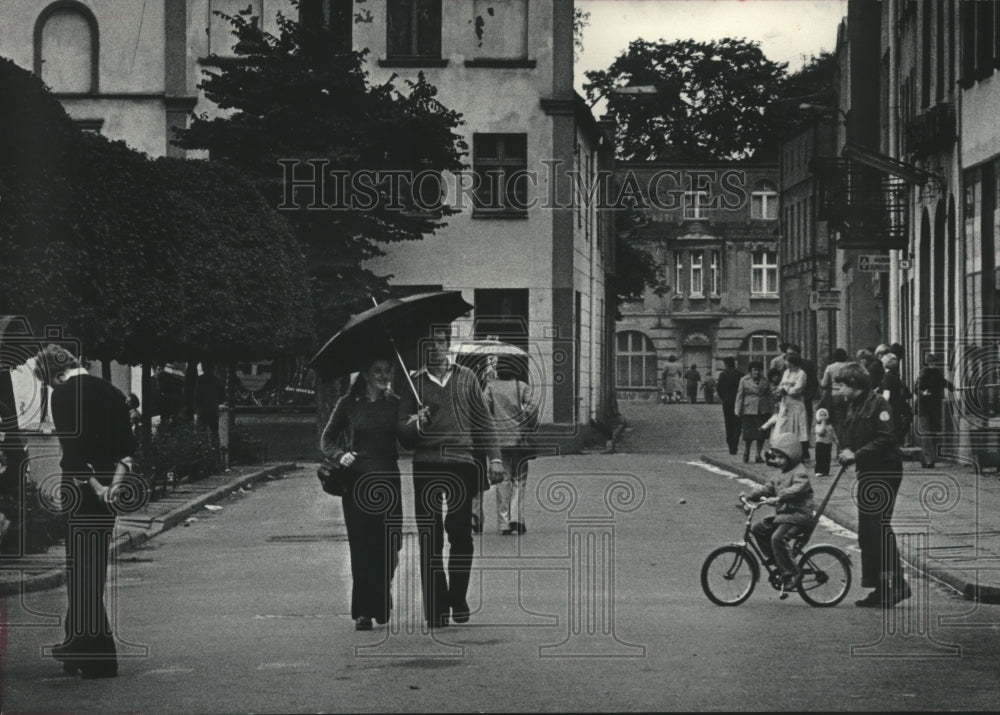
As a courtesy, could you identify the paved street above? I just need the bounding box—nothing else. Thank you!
[2,402,999,712]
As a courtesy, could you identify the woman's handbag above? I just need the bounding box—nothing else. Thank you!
[317,457,349,497]
[317,417,354,497]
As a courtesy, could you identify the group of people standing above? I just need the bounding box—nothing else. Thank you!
[723,339,956,608]
[320,327,538,631]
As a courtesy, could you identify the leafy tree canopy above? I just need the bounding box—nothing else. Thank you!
[584,38,788,162]
[0,57,311,365]
[174,2,468,336]
[758,51,838,156]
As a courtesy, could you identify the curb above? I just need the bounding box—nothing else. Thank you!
[0,463,299,597]
[698,454,1000,604]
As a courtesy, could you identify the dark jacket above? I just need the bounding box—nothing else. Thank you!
[51,373,135,478]
[916,366,953,416]
[717,367,744,405]
[840,391,902,475]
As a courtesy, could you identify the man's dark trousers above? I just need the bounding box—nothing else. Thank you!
[62,479,117,663]
[722,400,741,455]
[411,461,478,623]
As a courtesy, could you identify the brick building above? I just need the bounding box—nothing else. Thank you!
[614,161,782,400]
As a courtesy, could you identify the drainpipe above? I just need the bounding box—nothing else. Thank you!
[888,0,901,344]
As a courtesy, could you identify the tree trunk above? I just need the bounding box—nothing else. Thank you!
[184,360,198,423]
[140,363,152,468]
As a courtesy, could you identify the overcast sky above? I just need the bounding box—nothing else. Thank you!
[575,0,849,92]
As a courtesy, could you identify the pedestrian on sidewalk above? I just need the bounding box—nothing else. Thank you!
[812,407,837,477]
[915,353,954,468]
[834,362,911,608]
[399,325,503,628]
[819,348,850,433]
[34,344,137,679]
[741,433,814,588]
[775,352,810,462]
[702,373,717,404]
[321,356,403,632]
[733,361,769,463]
[485,356,539,536]
[879,353,913,446]
[661,355,683,404]
[684,364,701,404]
[717,357,744,455]
[194,362,224,450]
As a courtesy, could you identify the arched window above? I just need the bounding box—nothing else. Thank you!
[741,331,780,373]
[34,1,99,94]
[751,180,778,220]
[616,331,658,388]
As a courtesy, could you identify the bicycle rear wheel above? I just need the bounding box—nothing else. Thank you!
[701,546,759,606]
[796,545,852,607]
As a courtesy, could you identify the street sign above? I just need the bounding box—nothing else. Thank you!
[810,290,841,311]
[858,254,891,272]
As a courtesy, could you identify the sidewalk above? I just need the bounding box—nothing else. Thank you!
[0,462,298,597]
[699,451,1000,603]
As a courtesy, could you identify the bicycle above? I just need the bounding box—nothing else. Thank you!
[700,464,852,607]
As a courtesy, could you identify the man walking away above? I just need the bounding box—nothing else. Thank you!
[684,365,701,404]
[717,357,744,456]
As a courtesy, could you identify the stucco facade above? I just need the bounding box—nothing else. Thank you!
[1,0,615,439]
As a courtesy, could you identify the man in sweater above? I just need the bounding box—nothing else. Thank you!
[399,326,503,628]
[34,344,136,678]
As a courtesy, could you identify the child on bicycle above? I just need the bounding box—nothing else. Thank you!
[740,432,815,588]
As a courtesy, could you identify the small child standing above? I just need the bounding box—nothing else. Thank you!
[740,433,815,588]
[813,407,837,477]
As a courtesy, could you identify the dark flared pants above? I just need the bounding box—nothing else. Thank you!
[856,472,904,589]
[411,461,478,622]
[342,471,402,622]
[722,400,740,454]
[62,482,117,666]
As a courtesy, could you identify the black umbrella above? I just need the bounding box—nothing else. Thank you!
[308,291,474,400]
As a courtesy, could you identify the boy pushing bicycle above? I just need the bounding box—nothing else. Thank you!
[739,433,815,588]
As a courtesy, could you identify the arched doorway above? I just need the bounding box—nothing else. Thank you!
[920,208,932,341]
[934,199,947,353]
[947,194,956,337]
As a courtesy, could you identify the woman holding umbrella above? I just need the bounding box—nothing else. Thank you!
[321,356,408,631]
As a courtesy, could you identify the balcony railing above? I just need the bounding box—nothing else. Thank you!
[904,102,956,158]
[812,157,909,250]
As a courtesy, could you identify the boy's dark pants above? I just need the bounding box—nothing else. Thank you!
[751,517,804,578]
[814,442,833,475]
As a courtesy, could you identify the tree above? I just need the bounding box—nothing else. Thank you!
[584,38,788,162]
[758,51,839,157]
[174,3,468,337]
[0,57,312,366]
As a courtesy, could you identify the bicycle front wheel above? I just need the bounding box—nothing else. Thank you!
[797,545,852,607]
[701,545,759,606]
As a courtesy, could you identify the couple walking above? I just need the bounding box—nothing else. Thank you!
[321,326,533,630]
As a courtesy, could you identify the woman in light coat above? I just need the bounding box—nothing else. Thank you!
[775,351,811,460]
[733,361,772,463]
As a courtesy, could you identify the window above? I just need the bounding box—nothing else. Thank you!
[616,331,658,388]
[751,250,778,295]
[35,2,98,94]
[683,191,710,220]
[300,0,353,52]
[674,251,684,294]
[387,0,441,59]
[751,181,778,220]
[710,250,720,295]
[747,332,780,370]
[473,134,528,214]
[690,251,704,295]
